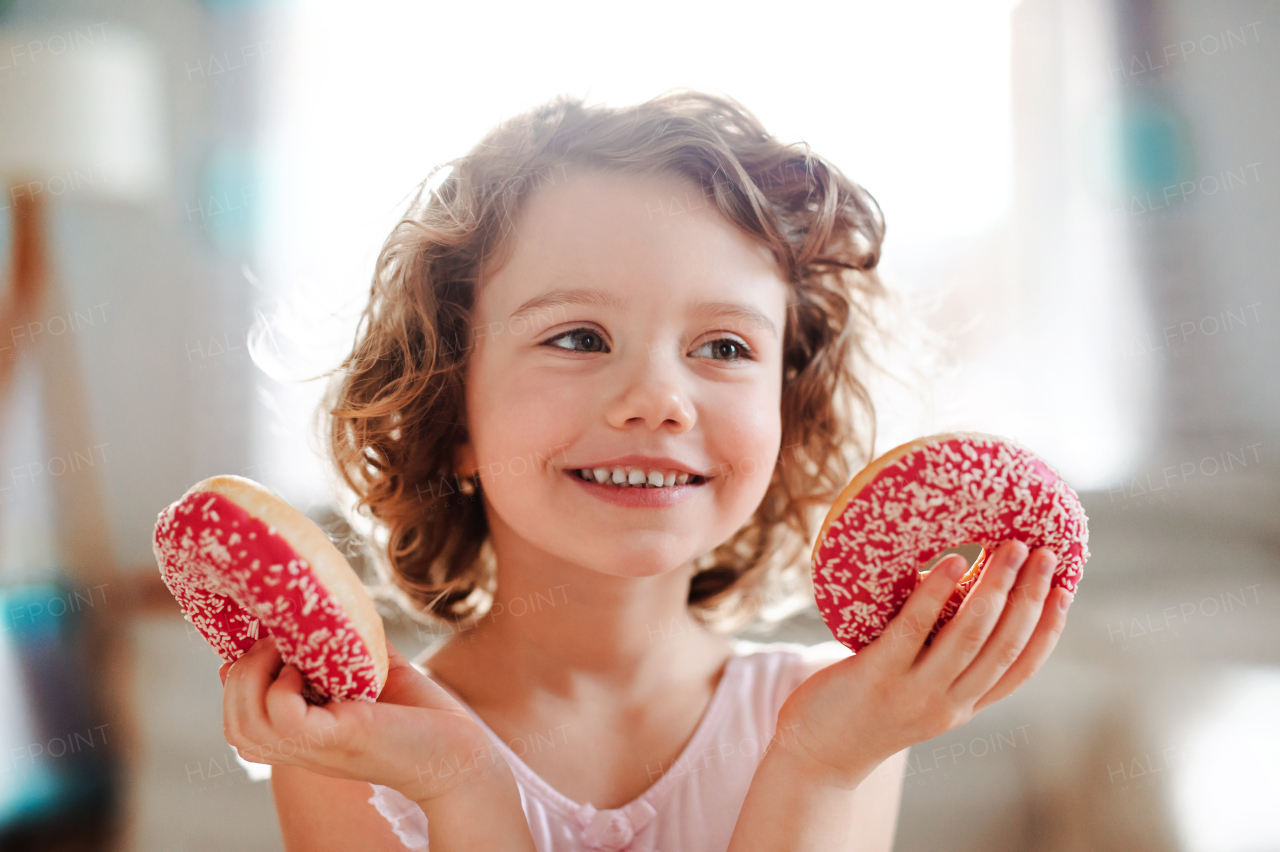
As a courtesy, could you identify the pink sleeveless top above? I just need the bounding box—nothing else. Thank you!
[367,639,852,852]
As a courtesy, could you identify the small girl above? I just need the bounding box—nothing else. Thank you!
[218,90,1072,852]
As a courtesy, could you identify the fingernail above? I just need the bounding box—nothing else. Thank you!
[1058,592,1074,611]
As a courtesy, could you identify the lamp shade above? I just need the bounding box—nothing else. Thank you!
[0,24,166,203]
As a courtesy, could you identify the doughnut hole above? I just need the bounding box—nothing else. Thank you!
[919,543,987,582]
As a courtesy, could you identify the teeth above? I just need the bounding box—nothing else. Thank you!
[576,466,700,488]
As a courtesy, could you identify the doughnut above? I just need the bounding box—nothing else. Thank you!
[152,475,388,704]
[810,432,1089,654]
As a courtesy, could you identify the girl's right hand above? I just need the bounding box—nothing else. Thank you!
[219,637,503,806]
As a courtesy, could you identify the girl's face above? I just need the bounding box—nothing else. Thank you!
[456,166,788,579]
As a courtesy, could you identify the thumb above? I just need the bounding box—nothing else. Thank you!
[376,639,465,713]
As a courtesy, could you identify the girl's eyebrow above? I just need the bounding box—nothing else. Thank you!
[509,287,778,339]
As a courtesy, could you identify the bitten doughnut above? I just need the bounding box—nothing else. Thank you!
[152,475,388,704]
[811,432,1089,653]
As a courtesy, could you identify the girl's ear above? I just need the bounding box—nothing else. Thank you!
[454,442,482,495]
[453,441,479,479]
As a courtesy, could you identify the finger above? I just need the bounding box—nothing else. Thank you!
[948,548,1056,704]
[386,639,408,668]
[868,554,969,670]
[379,640,473,713]
[223,637,284,747]
[264,663,308,733]
[378,640,432,704]
[219,662,231,686]
[974,586,1073,712]
[917,541,1029,681]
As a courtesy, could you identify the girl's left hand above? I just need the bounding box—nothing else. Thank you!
[218,636,502,805]
[774,541,1073,788]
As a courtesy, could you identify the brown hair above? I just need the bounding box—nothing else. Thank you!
[321,89,902,634]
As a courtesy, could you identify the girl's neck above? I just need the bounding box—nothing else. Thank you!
[423,539,735,710]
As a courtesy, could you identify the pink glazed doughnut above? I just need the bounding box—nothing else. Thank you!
[152,475,388,704]
[811,433,1089,654]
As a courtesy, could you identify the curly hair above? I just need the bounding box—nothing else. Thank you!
[320,88,901,635]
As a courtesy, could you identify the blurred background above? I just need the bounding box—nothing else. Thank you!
[0,0,1276,849]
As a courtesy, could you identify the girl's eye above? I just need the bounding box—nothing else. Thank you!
[692,337,756,362]
[541,329,755,361]
[543,327,609,353]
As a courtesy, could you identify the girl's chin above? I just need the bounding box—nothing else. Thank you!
[557,542,702,579]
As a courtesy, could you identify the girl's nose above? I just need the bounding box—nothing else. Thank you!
[604,346,695,432]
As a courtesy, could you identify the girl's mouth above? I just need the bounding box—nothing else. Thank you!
[568,466,708,488]
[563,466,709,507]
